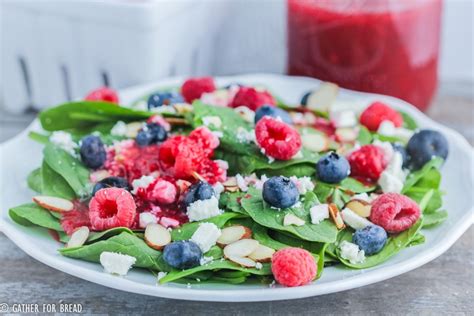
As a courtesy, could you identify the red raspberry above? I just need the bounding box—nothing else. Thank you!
[85,87,119,104]
[230,87,276,111]
[370,193,421,233]
[148,179,177,204]
[181,77,216,103]
[255,116,302,160]
[147,115,171,132]
[61,201,91,235]
[89,188,137,230]
[271,248,317,287]
[359,102,403,131]
[189,126,220,156]
[348,145,387,181]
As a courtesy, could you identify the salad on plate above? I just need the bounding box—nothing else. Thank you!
[9,77,450,288]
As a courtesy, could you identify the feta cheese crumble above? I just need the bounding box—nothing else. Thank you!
[202,116,222,129]
[339,241,365,264]
[139,212,158,229]
[234,106,256,123]
[157,271,167,282]
[131,175,155,194]
[378,151,406,194]
[255,262,263,270]
[283,213,306,226]
[49,131,78,156]
[186,196,223,222]
[351,192,372,203]
[330,110,357,128]
[290,176,315,195]
[310,204,330,224]
[100,252,136,276]
[236,127,255,143]
[235,174,249,192]
[200,256,214,266]
[190,222,222,253]
[377,120,414,143]
[110,121,127,137]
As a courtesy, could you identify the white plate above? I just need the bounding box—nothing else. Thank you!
[1,74,473,302]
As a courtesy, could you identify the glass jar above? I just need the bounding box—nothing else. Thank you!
[287,0,442,111]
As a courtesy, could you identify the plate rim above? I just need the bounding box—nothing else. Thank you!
[1,73,473,302]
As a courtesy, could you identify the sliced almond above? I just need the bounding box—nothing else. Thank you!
[345,199,372,218]
[227,255,256,268]
[66,226,90,248]
[223,239,259,258]
[248,244,275,263]
[335,127,358,143]
[217,225,252,247]
[144,223,171,250]
[301,133,329,152]
[306,82,339,111]
[191,171,205,182]
[173,103,193,114]
[33,196,74,212]
[283,213,306,226]
[222,177,238,187]
[224,186,240,193]
[164,117,188,125]
[328,203,345,230]
[125,122,144,138]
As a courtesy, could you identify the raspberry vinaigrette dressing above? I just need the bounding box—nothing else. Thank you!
[287,0,442,110]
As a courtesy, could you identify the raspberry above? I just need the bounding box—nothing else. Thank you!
[158,127,226,184]
[348,145,387,181]
[370,193,421,233]
[181,77,216,103]
[148,179,177,204]
[255,116,302,160]
[85,87,119,104]
[271,248,317,287]
[147,115,171,132]
[89,188,137,230]
[61,201,91,235]
[104,140,161,182]
[360,102,403,131]
[230,87,276,111]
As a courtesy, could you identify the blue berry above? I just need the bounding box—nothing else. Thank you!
[183,181,215,207]
[406,129,448,170]
[392,143,409,168]
[92,176,130,196]
[300,91,311,106]
[316,152,350,184]
[163,241,202,269]
[352,225,388,255]
[136,123,168,147]
[262,176,299,209]
[254,105,292,125]
[80,135,106,169]
[147,92,183,109]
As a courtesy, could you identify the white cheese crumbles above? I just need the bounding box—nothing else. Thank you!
[310,204,330,224]
[255,262,263,270]
[378,151,406,194]
[234,106,256,123]
[139,212,158,228]
[100,252,136,276]
[110,121,128,137]
[236,127,256,143]
[200,256,214,266]
[190,222,222,253]
[330,110,357,128]
[377,120,414,142]
[49,131,78,156]
[202,116,222,129]
[186,196,223,222]
[339,241,365,264]
[131,175,155,195]
[157,271,168,283]
[290,176,315,195]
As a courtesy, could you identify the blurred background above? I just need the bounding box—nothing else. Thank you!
[0,0,472,131]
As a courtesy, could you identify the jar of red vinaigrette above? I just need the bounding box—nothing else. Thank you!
[287,0,442,111]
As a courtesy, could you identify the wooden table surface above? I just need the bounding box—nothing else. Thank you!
[1,86,473,315]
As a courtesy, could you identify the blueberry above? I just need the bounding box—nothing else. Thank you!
[392,143,409,168]
[406,129,448,170]
[183,181,215,207]
[352,225,388,255]
[147,92,183,109]
[80,135,106,169]
[300,91,312,106]
[262,176,299,209]
[254,105,292,125]
[163,241,202,269]
[316,152,350,184]
[135,123,168,147]
[92,176,130,196]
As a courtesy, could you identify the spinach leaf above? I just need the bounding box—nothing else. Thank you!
[405,187,443,214]
[41,161,76,200]
[28,131,50,144]
[27,168,43,193]
[171,212,243,241]
[39,101,152,131]
[338,177,376,193]
[402,158,443,193]
[357,126,372,145]
[43,144,90,197]
[60,232,170,271]
[240,188,338,243]
[407,233,425,247]
[400,111,418,130]
[87,227,135,244]
[219,192,247,214]
[9,203,63,231]
[335,220,423,269]
[422,210,448,227]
